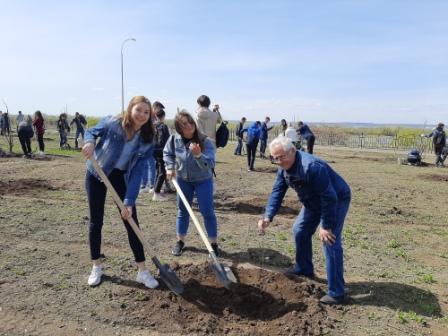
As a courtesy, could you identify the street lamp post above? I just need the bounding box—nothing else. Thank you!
[121,38,136,112]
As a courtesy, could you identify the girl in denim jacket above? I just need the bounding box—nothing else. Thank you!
[163,110,219,257]
[82,96,158,289]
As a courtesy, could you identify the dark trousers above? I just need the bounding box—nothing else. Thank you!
[154,153,167,193]
[59,132,67,147]
[306,135,315,154]
[234,137,243,155]
[75,128,85,148]
[246,141,258,170]
[260,139,267,157]
[37,133,45,152]
[18,133,32,156]
[85,169,145,262]
[434,144,445,165]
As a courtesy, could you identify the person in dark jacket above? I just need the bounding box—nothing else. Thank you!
[234,117,246,155]
[57,113,71,148]
[81,95,158,289]
[17,116,34,157]
[152,107,171,201]
[1,112,11,136]
[297,121,316,154]
[241,121,261,171]
[259,116,273,158]
[258,136,351,305]
[422,122,446,167]
[32,110,45,153]
[70,112,87,149]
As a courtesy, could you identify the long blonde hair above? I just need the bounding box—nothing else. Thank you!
[121,96,154,143]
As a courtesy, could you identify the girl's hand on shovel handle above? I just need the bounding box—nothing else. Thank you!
[121,206,133,221]
[82,142,95,160]
[166,169,176,180]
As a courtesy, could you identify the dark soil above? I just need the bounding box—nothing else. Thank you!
[419,173,448,182]
[0,178,58,196]
[125,264,332,336]
[215,195,299,217]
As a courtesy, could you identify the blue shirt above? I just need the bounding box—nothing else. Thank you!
[265,151,350,230]
[114,133,140,170]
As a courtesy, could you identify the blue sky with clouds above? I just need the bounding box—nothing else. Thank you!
[1,0,447,124]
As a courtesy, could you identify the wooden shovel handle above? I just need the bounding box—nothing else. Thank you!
[171,178,219,263]
[89,157,152,254]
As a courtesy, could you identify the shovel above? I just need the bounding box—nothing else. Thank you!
[171,178,237,288]
[90,157,184,295]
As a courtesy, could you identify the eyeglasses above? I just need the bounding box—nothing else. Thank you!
[270,153,288,162]
[270,149,294,163]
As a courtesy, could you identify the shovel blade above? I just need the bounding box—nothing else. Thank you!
[210,261,237,289]
[151,257,184,295]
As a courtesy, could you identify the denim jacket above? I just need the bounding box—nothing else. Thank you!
[163,132,215,182]
[84,116,154,206]
[265,151,351,230]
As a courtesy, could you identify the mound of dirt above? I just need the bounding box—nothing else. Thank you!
[125,264,332,335]
[0,178,58,196]
[419,173,448,182]
[215,196,299,217]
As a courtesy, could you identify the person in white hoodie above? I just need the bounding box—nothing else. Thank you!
[285,123,300,149]
[195,95,222,147]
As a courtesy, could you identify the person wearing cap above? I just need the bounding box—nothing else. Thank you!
[422,122,446,167]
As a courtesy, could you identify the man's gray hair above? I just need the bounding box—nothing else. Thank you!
[269,136,295,152]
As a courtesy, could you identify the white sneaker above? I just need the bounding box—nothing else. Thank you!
[88,265,103,286]
[140,186,150,193]
[152,192,169,202]
[149,187,155,194]
[136,270,159,289]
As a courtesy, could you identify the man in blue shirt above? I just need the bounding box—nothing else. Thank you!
[258,136,351,304]
[297,121,315,154]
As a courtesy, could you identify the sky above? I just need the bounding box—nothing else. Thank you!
[1,0,447,124]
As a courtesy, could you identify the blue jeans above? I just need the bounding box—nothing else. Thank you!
[234,138,243,155]
[75,128,85,148]
[292,198,350,298]
[59,132,67,147]
[176,177,217,239]
[141,155,156,188]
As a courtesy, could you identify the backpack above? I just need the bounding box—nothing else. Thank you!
[216,121,229,148]
[434,130,446,146]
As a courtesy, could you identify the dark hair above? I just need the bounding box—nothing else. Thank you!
[298,121,304,126]
[197,95,211,108]
[174,111,205,151]
[255,121,261,126]
[153,101,165,111]
[122,96,154,143]
[58,113,67,120]
[34,110,44,120]
[242,117,247,122]
[156,109,165,119]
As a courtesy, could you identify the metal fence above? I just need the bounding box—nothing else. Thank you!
[228,128,433,152]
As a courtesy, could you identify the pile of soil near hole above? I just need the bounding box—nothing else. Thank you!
[124,264,333,335]
[0,178,57,196]
[214,196,299,217]
[419,173,448,182]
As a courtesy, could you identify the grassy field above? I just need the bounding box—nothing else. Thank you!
[0,133,447,335]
